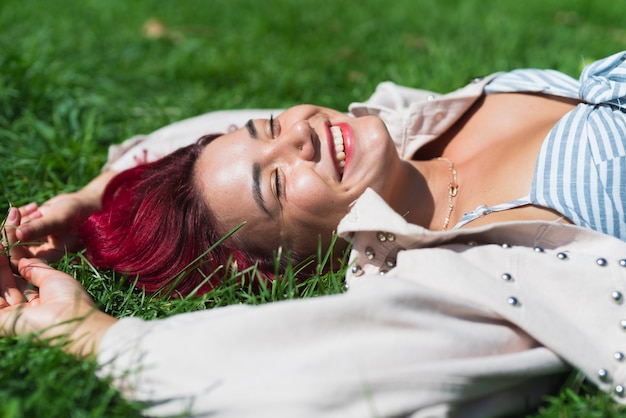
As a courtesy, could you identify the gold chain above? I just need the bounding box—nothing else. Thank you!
[436,157,459,230]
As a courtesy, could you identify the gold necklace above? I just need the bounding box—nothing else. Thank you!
[435,157,459,230]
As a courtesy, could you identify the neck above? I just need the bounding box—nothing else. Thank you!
[382,160,432,227]
[386,159,457,230]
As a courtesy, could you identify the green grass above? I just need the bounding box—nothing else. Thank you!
[1,0,625,416]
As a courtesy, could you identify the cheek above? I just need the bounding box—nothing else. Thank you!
[287,176,344,216]
[284,178,351,245]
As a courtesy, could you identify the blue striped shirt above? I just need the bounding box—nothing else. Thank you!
[455,51,626,240]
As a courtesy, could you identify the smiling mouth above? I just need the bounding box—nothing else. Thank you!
[330,125,346,178]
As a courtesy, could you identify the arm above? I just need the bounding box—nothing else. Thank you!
[96,275,565,417]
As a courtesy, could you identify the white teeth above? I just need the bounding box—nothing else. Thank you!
[330,126,345,164]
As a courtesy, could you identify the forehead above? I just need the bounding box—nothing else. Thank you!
[197,130,249,184]
[193,133,282,250]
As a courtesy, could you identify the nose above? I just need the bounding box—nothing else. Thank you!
[269,120,316,162]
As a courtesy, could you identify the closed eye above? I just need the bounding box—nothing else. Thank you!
[272,168,283,202]
[268,114,281,138]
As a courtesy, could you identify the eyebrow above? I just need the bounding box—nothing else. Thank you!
[246,119,258,139]
[252,162,270,216]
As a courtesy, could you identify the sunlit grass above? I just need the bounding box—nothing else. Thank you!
[1,0,626,416]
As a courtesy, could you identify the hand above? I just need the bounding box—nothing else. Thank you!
[0,243,117,357]
[13,170,117,263]
[15,193,97,262]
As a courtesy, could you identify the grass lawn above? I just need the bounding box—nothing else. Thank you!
[1,0,626,416]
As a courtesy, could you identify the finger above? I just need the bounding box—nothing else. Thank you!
[4,208,31,272]
[0,278,40,338]
[0,304,24,337]
[22,287,40,304]
[6,275,38,304]
[14,274,36,298]
[18,257,72,295]
[16,215,58,243]
[4,207,21,246]
[20,209,43,224]
[18,257,93,314]
[0,243,25,305]
[1,277,25,305]
[0,276,39,308]
[2,207,19,243]
[23,246,63,264]
[18,202,39,217]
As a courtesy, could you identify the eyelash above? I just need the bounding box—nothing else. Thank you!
[269,114,279,138]
[269,115,282,202]
[273,168,283,201]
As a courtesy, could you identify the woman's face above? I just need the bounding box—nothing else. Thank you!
[194,104,402,257]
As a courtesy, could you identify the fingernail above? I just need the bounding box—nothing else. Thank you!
[23,202,38,212]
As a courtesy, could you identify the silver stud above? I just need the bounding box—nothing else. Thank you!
[502,243,512,249]
[385,257,396,268]
[365,247,376,260]
[615,385,625,397]
[379,269,387,276]
[386,233,395,242]
[533,246,544,253]
[557,252,568,260]
[597,258,608,267]
[376,232,387,242]
[598,368,610,382]
[467,241,478,246]
[502,273,513,281]
[620,259,626,267]
[615,352,625,361]
[343,283,350,291]
[621,320,626,329]
[507,297,519,306]
[612,291,623,302]
[427,95,435,101]
[351,265,364,277]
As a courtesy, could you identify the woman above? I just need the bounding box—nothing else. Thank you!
[11,51,626,296]
[1,52,626,417]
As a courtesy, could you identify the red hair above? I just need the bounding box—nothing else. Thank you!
[81,135,276,296]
